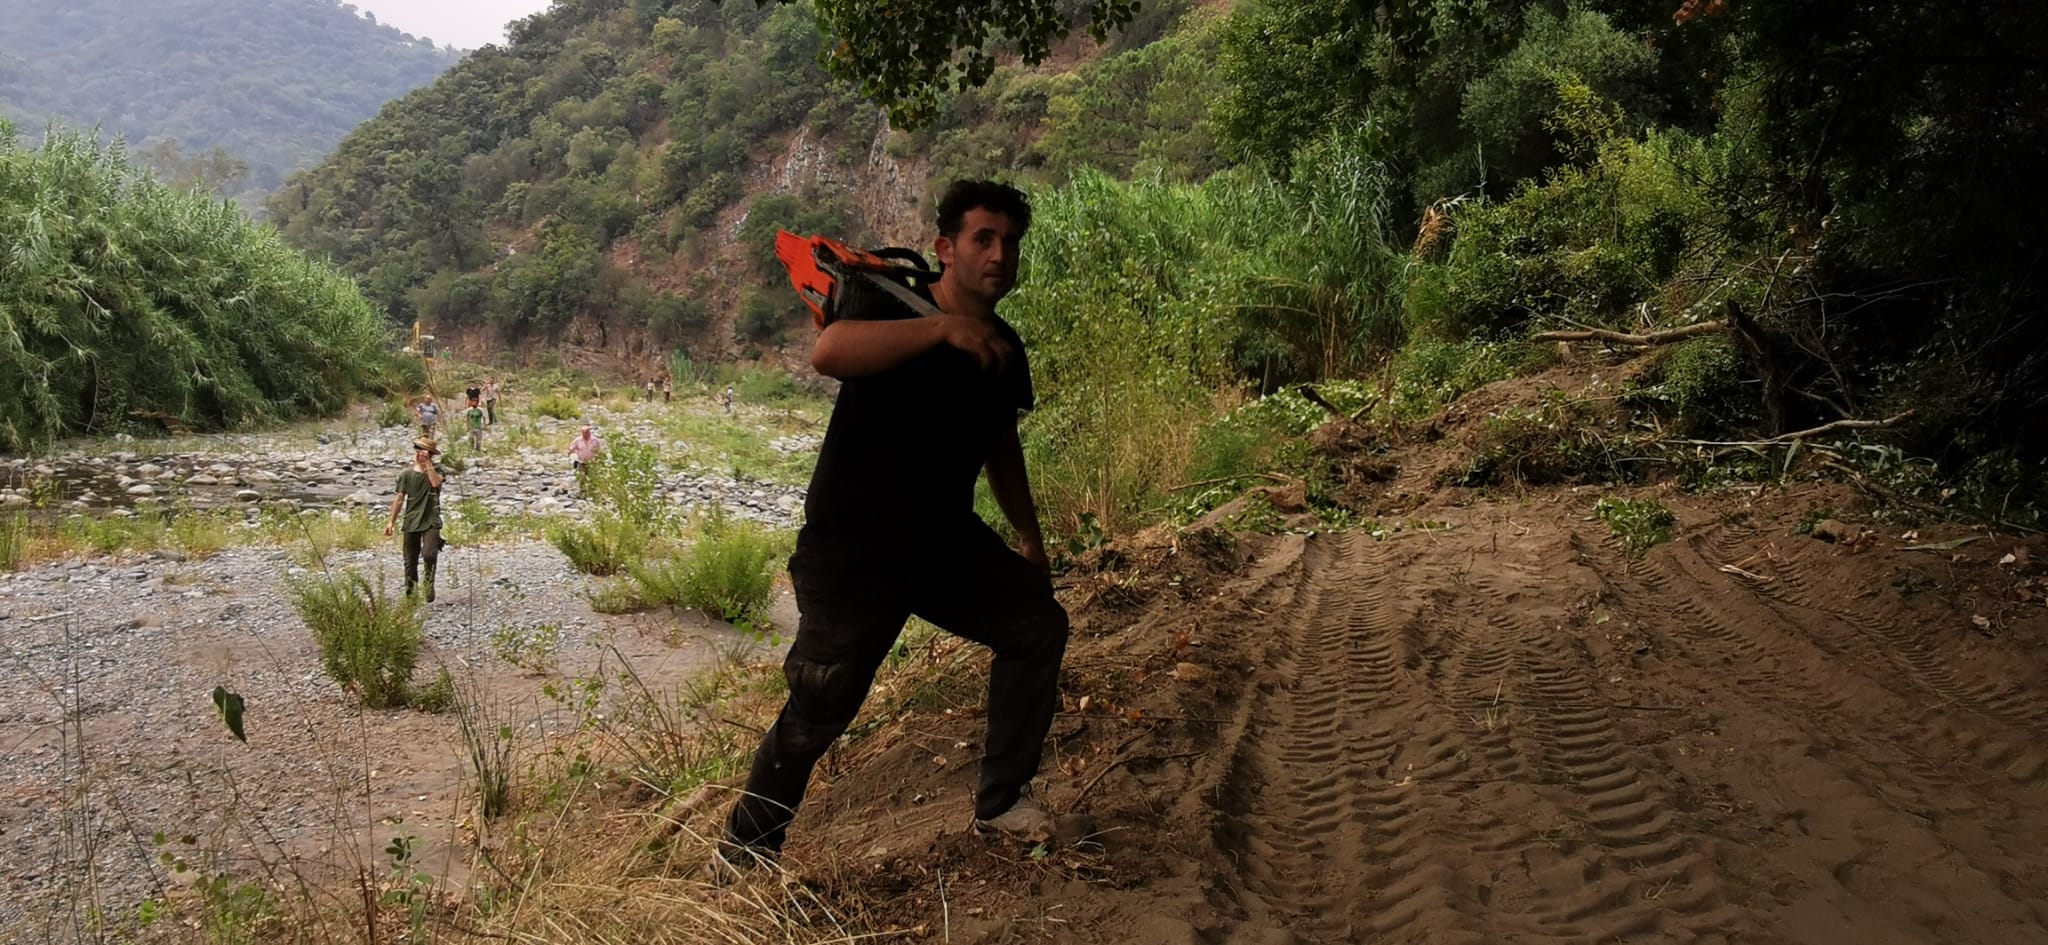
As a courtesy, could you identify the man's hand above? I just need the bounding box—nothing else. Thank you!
[938,315,1013,373]
[384,523,395,537]
[1018,536,1050,578]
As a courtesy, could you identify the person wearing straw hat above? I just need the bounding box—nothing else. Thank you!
[384,436,445,601]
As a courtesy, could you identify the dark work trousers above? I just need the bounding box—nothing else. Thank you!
[485,399,497,424]
[724,522,1069,853]
[402,527,442,594]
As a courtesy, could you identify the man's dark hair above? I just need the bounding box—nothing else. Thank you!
[936,180,1032,239]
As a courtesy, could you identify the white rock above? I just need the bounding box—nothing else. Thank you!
[0,493,28,509]
[187,474,220,486]
[235,490,262,502]
[124,484,155,497]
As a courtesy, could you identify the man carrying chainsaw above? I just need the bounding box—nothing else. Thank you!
[720,180,1068,871]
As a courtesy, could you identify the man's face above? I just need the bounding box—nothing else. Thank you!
[936,208,1024,304]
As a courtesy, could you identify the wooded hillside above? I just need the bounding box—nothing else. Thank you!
[0,0,460,204]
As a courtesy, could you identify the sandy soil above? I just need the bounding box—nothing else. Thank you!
[735,487,2048,944]
[661,361,2048,944]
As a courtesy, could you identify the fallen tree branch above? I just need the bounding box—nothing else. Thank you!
[1668,411,1914,448]
[1531,321,1726,346]
[1295,384,1355,424]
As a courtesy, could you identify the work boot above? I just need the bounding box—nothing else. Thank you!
[424,579,436,603]
[974,793,1056,845]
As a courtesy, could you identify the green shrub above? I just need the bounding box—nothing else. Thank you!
[1452,391,1633,487]
[0,512,25,570]
[168,509,233,558]
[630,508,785,623]
[587,580,650,614]
[582,435,669,527]
[532,391,582,420]
[410,667,456,713]
[729,366,808,405]
[547,511,647,576]
[375,399,411,428]
[288,571,426,709]
[1594,496,1676,555]
[736,289,791,343]
[490,622,563,673]
[1387,340,1535,421]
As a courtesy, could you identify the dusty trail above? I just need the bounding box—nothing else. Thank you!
[1144,507,2048,945]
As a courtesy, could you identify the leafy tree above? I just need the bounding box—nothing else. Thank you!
[803,0,1143,126]
[0,122,390,449]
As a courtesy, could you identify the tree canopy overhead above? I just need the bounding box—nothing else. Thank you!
[804,0,1141,126]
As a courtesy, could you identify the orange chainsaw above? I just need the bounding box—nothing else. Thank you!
[775,230,943,328]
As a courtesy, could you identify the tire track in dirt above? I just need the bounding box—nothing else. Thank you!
[1643,528,2048,788]
[1197,528,1754,943]
[1488,600,1743,942]
[1199,533,1497,944]
[1137,502,2048,945]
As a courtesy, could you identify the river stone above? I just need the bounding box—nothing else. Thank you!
[136,464,163,477]
[235,490,261,502]
[0,493,27,509]
[124,484,155,497]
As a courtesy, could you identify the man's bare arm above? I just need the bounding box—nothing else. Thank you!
[985,424,1047,573]
[811,315,1013,379]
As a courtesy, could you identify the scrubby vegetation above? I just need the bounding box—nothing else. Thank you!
[0,124,394,450]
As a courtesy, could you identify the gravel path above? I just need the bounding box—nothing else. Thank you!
[0,399,810,938]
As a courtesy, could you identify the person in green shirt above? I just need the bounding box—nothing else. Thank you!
[384,436,445,601]
[466,403,485,451]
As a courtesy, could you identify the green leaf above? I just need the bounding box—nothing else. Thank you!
[211,685,247,743]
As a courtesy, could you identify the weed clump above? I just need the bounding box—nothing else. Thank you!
[532,391,581,420]
[630,508,786,623]
[1594,495,1676,555]
[548,512,648,577]
[287,570,427,708]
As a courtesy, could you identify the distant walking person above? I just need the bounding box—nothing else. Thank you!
[484,379,501,424]
[385,437,444,602]
[414,397,440,439]
[721,384,735,414]
[646,377,658,402]
[466,400,485,451]
[662,375,673,403]
[465,381,482,408]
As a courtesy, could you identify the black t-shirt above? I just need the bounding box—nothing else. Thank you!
[801,282,1033,562]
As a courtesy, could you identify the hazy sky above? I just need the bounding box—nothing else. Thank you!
[348,0,554,50]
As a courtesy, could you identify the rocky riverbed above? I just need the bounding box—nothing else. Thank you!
[0,398,811,938]
[0,399,814,526]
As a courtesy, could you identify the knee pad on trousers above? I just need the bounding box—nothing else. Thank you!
[780,657,869,752]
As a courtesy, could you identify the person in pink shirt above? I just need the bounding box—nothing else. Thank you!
[566,424,602,477]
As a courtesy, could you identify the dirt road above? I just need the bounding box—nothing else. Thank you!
[789,490,2048,944]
